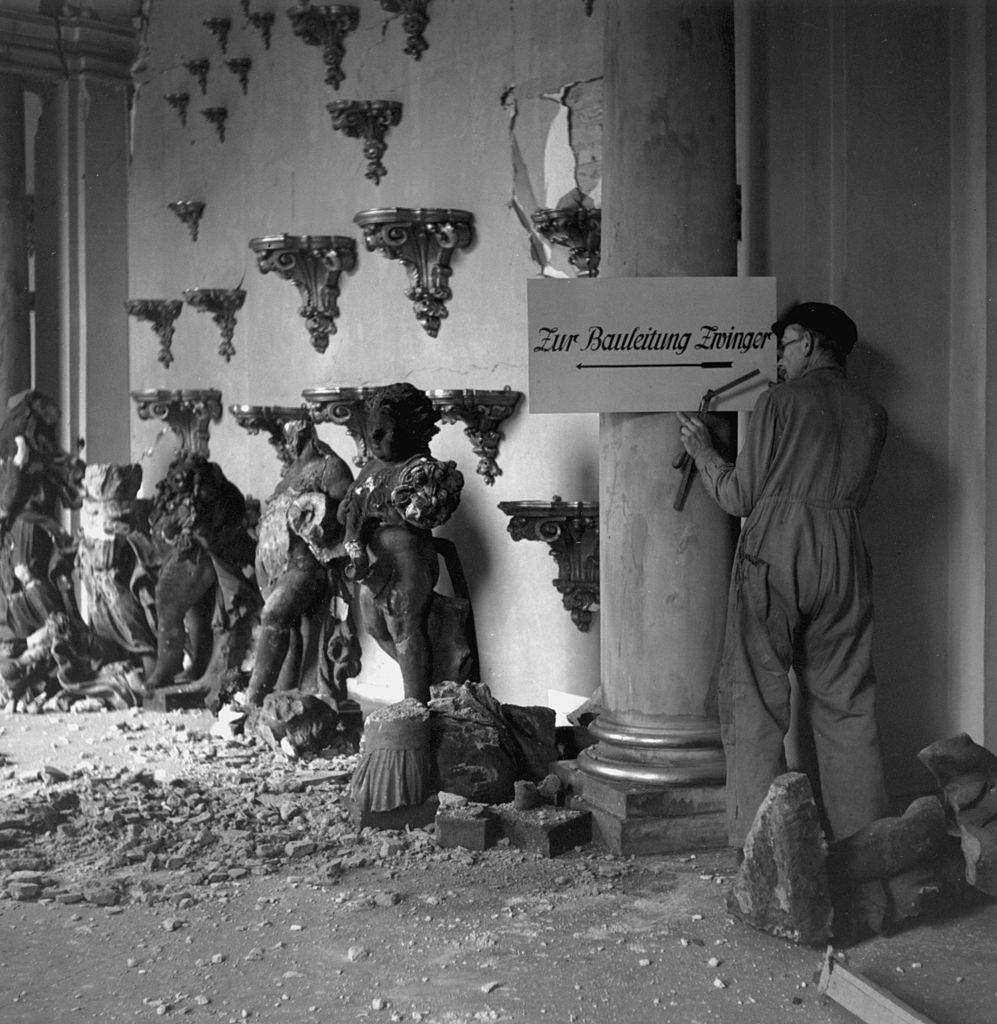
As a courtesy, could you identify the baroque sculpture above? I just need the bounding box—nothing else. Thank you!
[244,418,358,708]
[0,391,88,709]
[0,390,86,641]
[338,382,472,703]
[140,452,260,708]
[76,463,159,674]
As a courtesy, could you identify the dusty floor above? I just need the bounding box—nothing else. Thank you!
[1,708,995,1024]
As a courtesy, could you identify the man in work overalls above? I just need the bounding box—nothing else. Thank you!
[678,302,889,850]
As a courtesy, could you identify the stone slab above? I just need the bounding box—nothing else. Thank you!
[495,805,592,857]
[348,796,439,831]
[586,803,727,856]
[580,773,725,820]
[435,809,501,851]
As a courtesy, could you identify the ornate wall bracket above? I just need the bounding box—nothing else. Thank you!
[164,91,190,126]
[203,17,231,53]
[183,288,246,362]
[531,205,601,277]
[131,388,223,459]
[168,200,205,242]
[380,0,431,60]
[302,385,374,466]
[428,386,522,485]
[248,10,275,48]
[498,498,600,632]
[184,59,210,95]
[248,234,357,353]
[327,100,402,185]
[287,3,359,90]
[353,207,474,337]
[201,106,228,142]
[229,404,312,467]
[125,299,183,369]
[225,57,252,94]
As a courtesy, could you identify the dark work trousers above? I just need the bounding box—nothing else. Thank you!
[718,502,889,847]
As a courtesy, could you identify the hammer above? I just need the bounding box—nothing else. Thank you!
[673,368,761,511]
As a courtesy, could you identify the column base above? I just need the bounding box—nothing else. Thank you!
[575,715,728,854]
[576,767,727,855]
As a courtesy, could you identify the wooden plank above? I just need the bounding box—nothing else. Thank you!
[818,948,938,1024]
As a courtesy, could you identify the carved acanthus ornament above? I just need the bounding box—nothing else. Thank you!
[201,106,228,142]
[183,288,246,362]
[184,59,210,95]
[229,404,313,468]
[379,0,432,60]
[131,389,223,459]
[287,3,359,90]
[498,498,600,632]
[327,100,402,185]
[225,57,252,94]
[353,207,474,337]
[428,387,522,485]
[203,17,231,53]
[531,205,601,277]
[302,386,375,466]
[125,299,183,369]
[248,234,357,353]
[168,200,205,242]
[164,92,190,126]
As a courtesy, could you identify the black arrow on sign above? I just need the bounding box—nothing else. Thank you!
[575,360,734,370]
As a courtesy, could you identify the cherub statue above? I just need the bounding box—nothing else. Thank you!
[244,419,356,707]
[338,382,468,703]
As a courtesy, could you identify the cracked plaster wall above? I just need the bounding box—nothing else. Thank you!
[126,0,603,710]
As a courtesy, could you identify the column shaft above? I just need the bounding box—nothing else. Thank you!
[0,73,31,409]
[579,1,737,811]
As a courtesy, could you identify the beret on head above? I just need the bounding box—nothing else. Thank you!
[771,301,858,355]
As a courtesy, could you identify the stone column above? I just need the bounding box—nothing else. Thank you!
[0,73,31,409]
[577,0,738,854]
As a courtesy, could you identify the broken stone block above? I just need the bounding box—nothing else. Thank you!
[429,685,520,803]
[727,772,832,947]
[501,703,560,779]
[435,805,501,851]
[7,880,41,901]
[495,804,592,857]
[918,733,997,788]
[349,796,439,831]
[513,780,542,810]
[828,796,948,882]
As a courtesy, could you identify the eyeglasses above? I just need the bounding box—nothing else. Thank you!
[777,332,806,357]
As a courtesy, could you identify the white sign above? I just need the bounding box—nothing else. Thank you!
[527,277,777,413]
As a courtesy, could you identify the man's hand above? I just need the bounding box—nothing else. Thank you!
[676,411,713,460]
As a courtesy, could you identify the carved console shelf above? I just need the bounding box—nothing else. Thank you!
[353,207,474,337]
[131,388,223,459]
[229,404,312,467]
[531,205,601,277]
[183,288,245,361]
[327,100,402,184]
[302,385,373,466]
[498,498,600,632]
[288,3,358,90]
[303,385,521,482]
[248,234,356,353]
[427,386,522,485]
[125,299,183,368]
